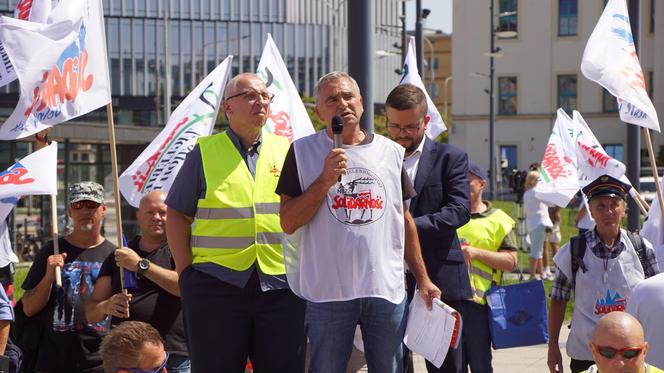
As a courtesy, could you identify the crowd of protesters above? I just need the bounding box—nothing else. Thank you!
[0,70,661,373]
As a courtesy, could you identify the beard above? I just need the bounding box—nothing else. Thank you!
[78,222,95,232]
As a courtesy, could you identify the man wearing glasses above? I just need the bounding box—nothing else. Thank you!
[21,181,116,372]
[166,73,305,372]
[583,312,663,373]
[548,175,660,373]
[100,321,169,373]
[385,84,472,373]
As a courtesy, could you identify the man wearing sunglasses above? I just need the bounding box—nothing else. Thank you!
[548,176,660,373]
[166,73,305,372]
[100,321,168,373]
[583,312,663,373]
[20,181,116,372]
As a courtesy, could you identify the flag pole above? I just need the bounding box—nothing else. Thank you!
[630,190,649,216]
[642,127,664,221]
[50,193,62,287]
[105,103,126,293]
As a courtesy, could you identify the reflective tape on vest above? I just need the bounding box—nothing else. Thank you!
[255,202,281,214]
[195,207,254,219]
[191,232,283,248]
[470,266,494,282]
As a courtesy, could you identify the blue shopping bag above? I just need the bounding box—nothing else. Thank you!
[485,280,548,349]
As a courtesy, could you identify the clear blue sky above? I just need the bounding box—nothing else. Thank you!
[405,0,452,33]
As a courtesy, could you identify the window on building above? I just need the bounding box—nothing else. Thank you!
[604,144,624,162]
[498,76,517,115]
[498,0,518,38]
[559,0,578,36]
[603,88,618,112]
[557,74,577,112]
[500,145,518,182]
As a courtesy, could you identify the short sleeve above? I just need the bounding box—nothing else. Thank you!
[22,240,55,291]
[0,286,13,321]
[275,145,303,197]
[98,252,116,279]
[165,145,206,217]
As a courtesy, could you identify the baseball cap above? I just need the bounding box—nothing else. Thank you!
[468,161,487,181]
[68,181,104,204]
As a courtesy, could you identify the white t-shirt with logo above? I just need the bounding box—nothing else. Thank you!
[627,273,664,369]
[283,130,406,304]
[553,230,645,360]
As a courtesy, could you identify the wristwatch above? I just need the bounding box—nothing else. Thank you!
[136,258,151,279]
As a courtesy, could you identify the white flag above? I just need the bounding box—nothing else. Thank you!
[398,36,446,139]
[257,34,315,142]
[119,56,233,207]
[534,109,580,207]
[0,196,19,223]
[0,0,111,140]
[0,141,58,198]
[641,177,664,252]
[581,0,659,132]
[569,111,628,184]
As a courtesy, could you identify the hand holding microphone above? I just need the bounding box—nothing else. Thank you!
[331,116,345,182]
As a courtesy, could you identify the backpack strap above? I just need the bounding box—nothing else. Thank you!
[570,234,588,287]
[626,230,647,271]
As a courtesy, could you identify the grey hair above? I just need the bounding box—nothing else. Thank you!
[314,71,360,103]
[223,73,263,100]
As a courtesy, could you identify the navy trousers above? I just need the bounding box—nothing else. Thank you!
[179,267,306,373]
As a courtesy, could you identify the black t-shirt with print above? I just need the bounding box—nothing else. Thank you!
[22,237,116,373]
[98,236,187,357]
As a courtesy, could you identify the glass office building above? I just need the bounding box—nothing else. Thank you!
[0,0,403,237]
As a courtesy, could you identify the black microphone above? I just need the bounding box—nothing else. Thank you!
[331,116,344,182]
[332,115,343,149]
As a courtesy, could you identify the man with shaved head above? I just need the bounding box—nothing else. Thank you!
[583,312,663,373]
[166,73,305,372]
[86,191,189,372]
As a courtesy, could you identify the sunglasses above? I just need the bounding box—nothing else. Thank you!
[122,351,169,373]
[70,200,102,210]
[596,345,644,359]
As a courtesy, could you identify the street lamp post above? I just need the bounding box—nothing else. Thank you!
[489,0,497,201]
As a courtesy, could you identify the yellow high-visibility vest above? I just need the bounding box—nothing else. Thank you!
[456,207,514,304]
[191,131,289,275]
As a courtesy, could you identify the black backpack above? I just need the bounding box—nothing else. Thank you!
[569,230,647,287]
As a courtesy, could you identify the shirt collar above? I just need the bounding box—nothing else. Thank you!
[226,127,262,153]
[404,137,426,160]
[472,201,495,218]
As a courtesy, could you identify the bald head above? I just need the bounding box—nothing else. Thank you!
[592,312,644,344]
[136,191,167,242]
[590,312,648,373]
[223,73,266,100]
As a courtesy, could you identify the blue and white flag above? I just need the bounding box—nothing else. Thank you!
[581,0,659,132]
[0,141,58,198]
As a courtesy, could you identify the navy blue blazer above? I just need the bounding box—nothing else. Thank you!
[408,137,472,301]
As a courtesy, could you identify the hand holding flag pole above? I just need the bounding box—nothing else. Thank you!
[50,193,62,287]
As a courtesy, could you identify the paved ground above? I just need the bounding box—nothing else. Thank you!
[349,327,570,372]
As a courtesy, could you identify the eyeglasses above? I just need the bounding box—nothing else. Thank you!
[596,345,644,360]
[70,200,102,210]
[386,124,422,134]
[225,90,275,104]
[122,351,169,373]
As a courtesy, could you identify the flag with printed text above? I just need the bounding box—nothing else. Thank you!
[119,56,233,207]
[0,141,57,198]
[581,0,660,132]
[0,0,111,140]
[257,34,315,142]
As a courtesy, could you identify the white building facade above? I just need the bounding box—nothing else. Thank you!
[450,0,664,184]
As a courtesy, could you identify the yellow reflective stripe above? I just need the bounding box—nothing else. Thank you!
[257,232,283,244]
[195,207,254,219]
[255,203,280,214]
[474,288,486,299]
[470,266,494,282]
[191,234,283,248]
[191,236,254,248]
